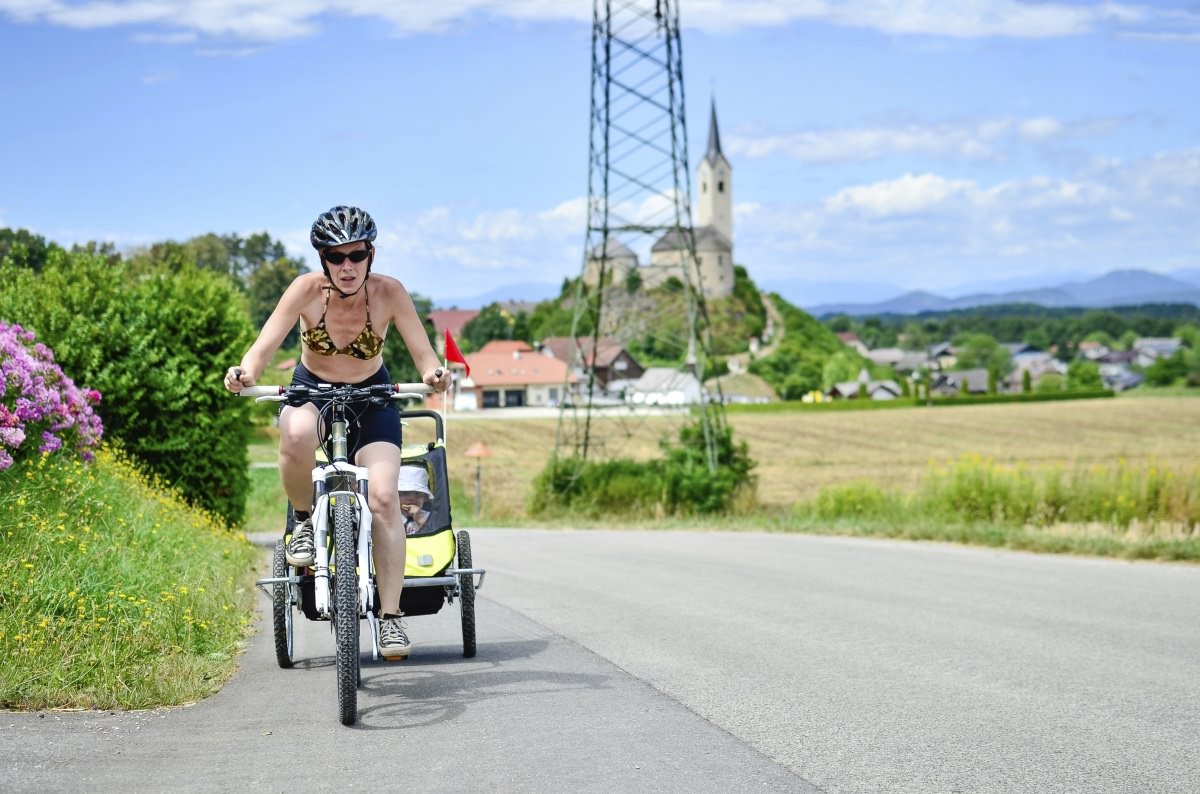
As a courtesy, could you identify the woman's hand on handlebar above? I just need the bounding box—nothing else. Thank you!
[423,366,451,393]
[224,366,254,393]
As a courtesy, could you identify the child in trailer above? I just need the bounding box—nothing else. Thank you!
[397,465,434,536]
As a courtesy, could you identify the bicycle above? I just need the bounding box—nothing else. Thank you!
[239,378,484,726]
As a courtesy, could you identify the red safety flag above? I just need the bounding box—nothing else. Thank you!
[444,329,470,377]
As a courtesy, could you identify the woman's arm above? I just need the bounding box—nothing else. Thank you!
[225,275,311,390]
[388,280,450,390]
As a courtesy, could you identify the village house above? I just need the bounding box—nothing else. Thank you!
[931,368,991,396]
[455,340,576,410]
[1077,340,1110,360]
[836,332,869,357]
[827,368,903,400]
[1007,349,1066,388]
[626,367,704,406]
[1133,337,1183,369]
[865,347,905,367]
[427,308,480,356]
[539,336,645,393]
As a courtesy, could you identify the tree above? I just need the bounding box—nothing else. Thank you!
[624,268,643,293]
[1144,351,1188,387]
[248,258,307,348]
[1024,327,1051,352]
[953,332,1012,377]
[1022,369,1032,393]
[1036,373,1066,393]
[821,350,861,391]
[0,228,61,271]
[70,240,120,264]
[462,303,519,351]
[828,314,852,333]
[1067,359,1102,391]
[779,362,822,399]
[0,252,255,524]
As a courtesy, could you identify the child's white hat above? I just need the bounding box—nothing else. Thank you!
[397,465,433,497]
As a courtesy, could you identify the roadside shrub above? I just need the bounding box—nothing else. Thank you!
[530,418,756,516]
[0,322,103,469]
[805,480,899,520]
[660,419,756,514]
[0,253,255,524]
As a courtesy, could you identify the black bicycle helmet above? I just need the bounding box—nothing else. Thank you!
[310,205,378,250]
[311,205,378,297]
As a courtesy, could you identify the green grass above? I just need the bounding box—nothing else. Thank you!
[785,455,1200,561]
[0,448,259,710]
[244,467,288,535]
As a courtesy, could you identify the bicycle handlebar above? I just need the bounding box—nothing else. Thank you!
[234,383,435,400]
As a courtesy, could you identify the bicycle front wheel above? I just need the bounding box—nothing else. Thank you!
[332,497,359,725]
[271,539,295,668]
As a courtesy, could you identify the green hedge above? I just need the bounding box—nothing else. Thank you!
[0,250,254,524]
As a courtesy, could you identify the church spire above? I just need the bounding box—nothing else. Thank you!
[704,98,723,166]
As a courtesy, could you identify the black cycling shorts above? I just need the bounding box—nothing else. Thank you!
[287,361,402,459]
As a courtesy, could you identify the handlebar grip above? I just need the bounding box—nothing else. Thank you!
[237,385,284,398]
[392,383,435,394]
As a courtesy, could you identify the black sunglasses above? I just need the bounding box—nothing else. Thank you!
[323,248,371,265]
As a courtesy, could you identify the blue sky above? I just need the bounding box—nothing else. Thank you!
[2,1,1199,307]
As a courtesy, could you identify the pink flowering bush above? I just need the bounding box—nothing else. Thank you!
[0,321,102,470]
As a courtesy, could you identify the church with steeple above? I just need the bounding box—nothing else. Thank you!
[584,99,736,299]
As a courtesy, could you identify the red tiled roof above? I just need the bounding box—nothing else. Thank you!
[540,336,626,367]
[465,349,576,387]
[479,340,534,354]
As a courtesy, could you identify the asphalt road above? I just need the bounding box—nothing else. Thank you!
[4,530,1199,793]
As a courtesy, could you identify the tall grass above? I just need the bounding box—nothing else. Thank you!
[797,455,1200,559]
[0,447,258,709]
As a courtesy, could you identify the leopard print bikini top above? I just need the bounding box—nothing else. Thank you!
[301,288,384,360]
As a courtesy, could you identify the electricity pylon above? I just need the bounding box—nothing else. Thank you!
[554,0,726,471]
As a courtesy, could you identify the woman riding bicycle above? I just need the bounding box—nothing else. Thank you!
[223,205,450,660]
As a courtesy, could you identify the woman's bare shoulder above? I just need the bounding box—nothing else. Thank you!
[370,273,412,304]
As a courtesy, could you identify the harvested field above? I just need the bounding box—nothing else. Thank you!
[428,397,1200,515]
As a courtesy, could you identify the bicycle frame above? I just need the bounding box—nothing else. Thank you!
[246,381,433,656]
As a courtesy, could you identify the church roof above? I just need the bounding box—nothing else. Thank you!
[588,238,637,260]
[704,99,726,167]
[650,225,731,253]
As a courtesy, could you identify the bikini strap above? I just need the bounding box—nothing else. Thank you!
[318,287,332,323]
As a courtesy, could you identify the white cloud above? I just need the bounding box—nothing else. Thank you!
[366,199,588,296]
[738,145,1200,288]
[825,173,976,216]
[139,70,176,84]
[1016,117,1063,140]
[0,0,1195,43]
[728,116,1122,164]
[131,30,196,43]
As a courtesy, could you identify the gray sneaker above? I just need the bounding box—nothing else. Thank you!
[379,615,412,660]
[285,518,315,567]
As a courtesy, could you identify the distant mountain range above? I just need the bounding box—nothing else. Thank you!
[802,269,1200,317]
[434,280,562,309]
[432,268,1200,317]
